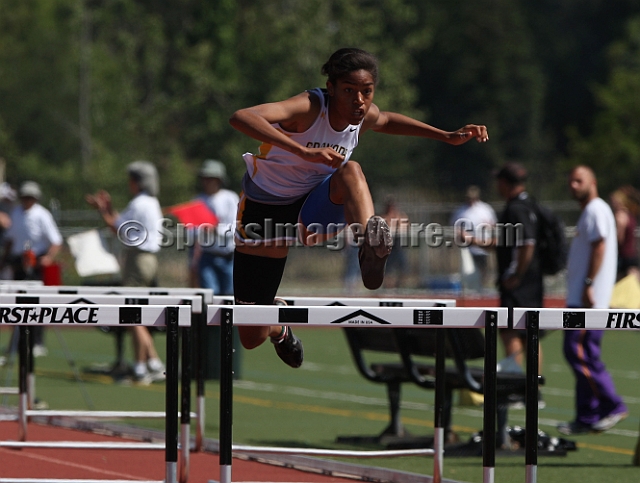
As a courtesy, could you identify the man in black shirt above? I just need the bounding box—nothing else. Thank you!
[495,163,544,384]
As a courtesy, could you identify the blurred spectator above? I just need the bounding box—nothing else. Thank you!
[557,165,627,435]
[86,161,165,384]
[609,186,640,280]
[1,181,63,357]
[0,182,16,279]
[450,185,497,292]
[189,160,239,295]
[493,163,545,403]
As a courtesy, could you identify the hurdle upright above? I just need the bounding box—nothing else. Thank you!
[513,307,640,483]
[0,292,203,483]
[211,295,458,482]
[209,303,507,483]
[1,284,213,454]
[0,281,42,402]
[0,303,190,483]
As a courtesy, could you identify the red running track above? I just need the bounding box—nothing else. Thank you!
[0,421,358,483]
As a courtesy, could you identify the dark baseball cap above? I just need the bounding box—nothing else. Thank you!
[494,162,528,184]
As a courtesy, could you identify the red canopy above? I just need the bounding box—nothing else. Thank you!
[165,199,218,226]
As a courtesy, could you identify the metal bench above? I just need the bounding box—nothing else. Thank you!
[339,326,544,449]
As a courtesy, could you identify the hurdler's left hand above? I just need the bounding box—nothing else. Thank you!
[450,124,489,145]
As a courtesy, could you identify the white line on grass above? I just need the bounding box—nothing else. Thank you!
[233,379,640,438]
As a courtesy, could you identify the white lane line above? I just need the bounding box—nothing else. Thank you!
[0,447,149,480]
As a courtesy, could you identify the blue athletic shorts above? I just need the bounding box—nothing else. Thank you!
[235,175,346,246]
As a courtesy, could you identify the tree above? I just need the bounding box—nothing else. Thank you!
[3,0,640,208]
[410,0,547,196]
[0,0,81,187]
[565,15,640,195]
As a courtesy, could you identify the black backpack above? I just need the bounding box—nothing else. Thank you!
[532,199,568,275]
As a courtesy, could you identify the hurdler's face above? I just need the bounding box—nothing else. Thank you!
[327,69,375,129]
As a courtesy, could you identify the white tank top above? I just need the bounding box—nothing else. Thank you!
[241,88,362,201]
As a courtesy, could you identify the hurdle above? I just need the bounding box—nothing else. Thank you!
[0,284,213,453]
[0,281,42,400]
[212,295,457,307]
[512,308,640,483]
[0,293,202,483]
[210,295,461,482]
[0,303,190,483]
[0,280,43,290]
[208,303,507,483]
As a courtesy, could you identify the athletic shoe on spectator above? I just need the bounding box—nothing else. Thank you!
[134,363,153,385]
[538,392,546,409]
[147,357,165,373]
[557,420,592,435]
[148,369,166,382]
[33,398,49,410]
[134,373,153,386]
[592,410,628,432]
[507,391,545,410]
[33,345,48,357]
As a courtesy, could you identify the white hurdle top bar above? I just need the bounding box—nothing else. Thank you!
[1,284,213,304]
[513,307,640,330]
[0,293,202,314]
[212,295,456,307]
[0,304,191,326]
[208,305,508,328]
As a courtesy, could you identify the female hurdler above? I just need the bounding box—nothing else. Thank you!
[229,48,489,368]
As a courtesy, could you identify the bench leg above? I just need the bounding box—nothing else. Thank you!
[109,329,130,376]
[497,402,509,449]
[335,381,408,445]
[381,381,406,437]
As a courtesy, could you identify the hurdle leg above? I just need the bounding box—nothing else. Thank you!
[180,325,192,483]
[165,306,180,483]
[196,307,207,452]
[27,326,35,410]
[219,307,234,483]
[525,311,540,483]
[482,311,498,483]
[433,328,445,483]
[18,327,29,441]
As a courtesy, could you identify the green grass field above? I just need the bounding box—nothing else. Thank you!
[1,324,639,483]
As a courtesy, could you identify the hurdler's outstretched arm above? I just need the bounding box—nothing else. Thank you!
[363,104,489,144]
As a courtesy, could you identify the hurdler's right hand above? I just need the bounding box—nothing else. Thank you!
[301,147,345,169]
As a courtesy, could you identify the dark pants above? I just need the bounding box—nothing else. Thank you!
[6,256,44,348]
[563,330,627,425]
[199,252,234,295]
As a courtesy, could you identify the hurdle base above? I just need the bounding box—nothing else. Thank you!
[83,361,134,381]
[336,425,467,451]
[336,434,436,449]
[440,431,573,458]
[336,424,448,450]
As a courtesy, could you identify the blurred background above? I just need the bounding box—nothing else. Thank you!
[1,0,639,295]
